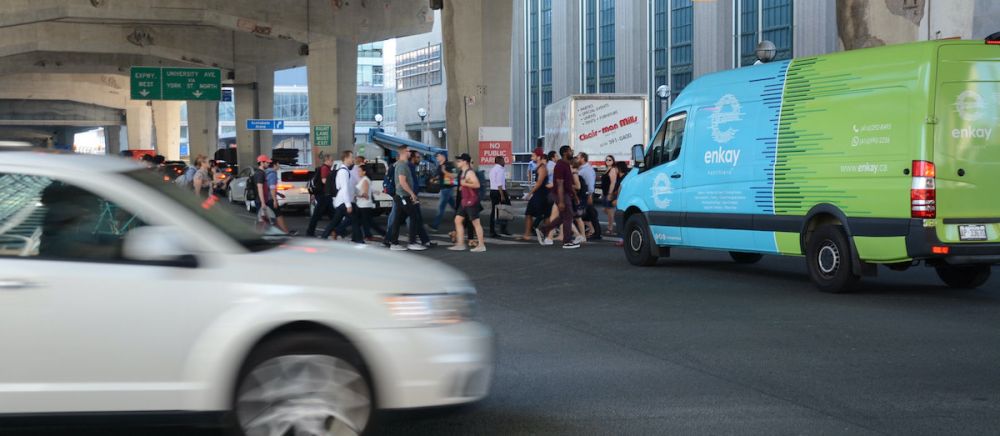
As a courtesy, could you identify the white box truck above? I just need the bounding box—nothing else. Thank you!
[543,94,650,165]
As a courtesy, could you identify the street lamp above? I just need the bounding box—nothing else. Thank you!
[374,113,383,127]
[417,107,428,144]
[656,84,671,119]
[755,40,777,64]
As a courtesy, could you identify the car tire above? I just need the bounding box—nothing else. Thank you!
[935,264,991,289]
[730,252,763,264]
[806,225,860,293]
[624,214,658,267]
[231,333,375,436]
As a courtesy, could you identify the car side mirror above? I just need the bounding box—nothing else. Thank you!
[123,226,198,268]
[631,144,645,168]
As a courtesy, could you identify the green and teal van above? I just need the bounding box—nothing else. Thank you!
[617,38,1000,292]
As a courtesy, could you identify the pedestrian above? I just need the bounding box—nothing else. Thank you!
[449,153,487,252]
[385,145,429,251]
[192,155,212,198]
[332,153,363,238]
[546,151,557,188]
[254,155,292,234]
[488,155,511,238]
[355,163,385,240]
[577,152,603,240]
[602,156,624,236]
[305,154,335,237]
[571,159,589,242]
[431,152,456,231]
[521,149,549,241]
[536,145,580,249]
[321,150,363,243]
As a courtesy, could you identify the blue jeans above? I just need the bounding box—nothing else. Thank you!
[432,187,455,229]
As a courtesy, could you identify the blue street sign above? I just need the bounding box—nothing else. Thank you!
[222,88,233,102]
[245,119,285,130]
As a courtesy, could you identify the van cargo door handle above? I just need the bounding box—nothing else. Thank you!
[671,173,682,179]
[0,280,37,291]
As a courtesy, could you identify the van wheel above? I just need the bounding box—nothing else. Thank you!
[806,225,859,293]
[232,333,374,436]
[730,252,763,264]
[624,214,658,266]
[935,264,991,289]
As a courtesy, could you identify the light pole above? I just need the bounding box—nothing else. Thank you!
[374,113,383,128]
[417,107,428,144]
[754,40,776,65]
[656,84,671,119]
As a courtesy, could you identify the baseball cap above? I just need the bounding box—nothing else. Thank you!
[256,154,271,163]
[456,153,472,162]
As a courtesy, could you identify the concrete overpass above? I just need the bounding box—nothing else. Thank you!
[0,0,512,168]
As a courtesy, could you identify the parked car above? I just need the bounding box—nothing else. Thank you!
[0,150,493,434]
[228,165,314,213]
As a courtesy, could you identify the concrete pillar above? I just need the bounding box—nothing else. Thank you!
[103,126,123,155]
[125,100,153,150]
[151,100,182,160]
[187,101,219,162]
[234,66,276,168]
[442,0,513,159]
[307,37,358,164]
[257,67,275,158]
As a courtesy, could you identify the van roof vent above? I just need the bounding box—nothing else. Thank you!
[987,31,1000,44]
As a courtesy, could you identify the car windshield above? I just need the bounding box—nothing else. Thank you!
[124,169,281,252]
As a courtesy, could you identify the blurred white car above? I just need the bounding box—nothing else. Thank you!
[228,165,314,212]
[0,151,493,434]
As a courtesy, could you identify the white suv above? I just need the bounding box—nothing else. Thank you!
[228,165,314,212]
[0,151,493,434]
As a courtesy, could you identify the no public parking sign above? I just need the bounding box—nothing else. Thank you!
[478,127,513,166]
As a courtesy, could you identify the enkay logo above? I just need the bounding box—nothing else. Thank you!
[953,90,986,122]
[651,173,673,209]
[710,94,742,143]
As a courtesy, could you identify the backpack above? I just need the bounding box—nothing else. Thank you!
[325,165,348,198]
[307,165,325,195]
[245,169,260,201]
[384,164,396,196]
[173,166,196,189]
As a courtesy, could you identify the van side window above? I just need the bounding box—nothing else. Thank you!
[645,113,687,170]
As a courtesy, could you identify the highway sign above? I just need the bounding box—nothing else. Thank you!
[246,119,286,130]
[130,66,222,101]
[313,125,332,146]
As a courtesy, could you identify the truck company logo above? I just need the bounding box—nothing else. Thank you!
[953,90,986,122]
[651,173,673,209]
[710,94,742,144]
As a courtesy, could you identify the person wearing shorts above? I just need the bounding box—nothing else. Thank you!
[449,153,486,252]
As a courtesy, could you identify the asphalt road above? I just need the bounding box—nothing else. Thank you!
[10,203,1000,435]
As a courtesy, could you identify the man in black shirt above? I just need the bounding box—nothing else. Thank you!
[431,152,456,231]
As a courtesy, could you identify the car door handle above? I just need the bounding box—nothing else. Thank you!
[0,280,37,291]
[671,173,682,179]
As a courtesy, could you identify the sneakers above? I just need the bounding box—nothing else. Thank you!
[389,244,408,251]
[562,242,581,249]
[424,241,439,248]
[471,245,487,253]
[535,228,545,245]
[542,238,554,246]
[573,235,586,245]
[407,243,428,251]
[447,244,467,251]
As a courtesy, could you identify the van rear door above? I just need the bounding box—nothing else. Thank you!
[933,44,1000,242]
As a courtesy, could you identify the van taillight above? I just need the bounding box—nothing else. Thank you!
[911,160,936,219]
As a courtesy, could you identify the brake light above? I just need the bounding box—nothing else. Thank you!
[292,169,309,175]
[911,160,936,219]
[277,184,294,191]
[225,167,233,173]
[163,175,170,182]
[932,246,950,255]
[987,40,1000,45]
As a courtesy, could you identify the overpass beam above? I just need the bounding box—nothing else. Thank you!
[307,37,357,163]
[125,100,153,151]
[442,0,513,159]
[187,101,220,162]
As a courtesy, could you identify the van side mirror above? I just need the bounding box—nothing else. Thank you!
[631,144,645,167]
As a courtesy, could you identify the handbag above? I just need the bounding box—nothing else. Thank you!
[460,170,480,207]
[496,203,514,221]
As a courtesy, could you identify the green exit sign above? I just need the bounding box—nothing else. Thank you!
[130,67,222,101]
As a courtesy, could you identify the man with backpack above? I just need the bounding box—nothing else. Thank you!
[305,154,335,237]
[320,150,362,242]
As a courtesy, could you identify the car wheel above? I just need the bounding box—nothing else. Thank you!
[624,214,657,267]
[935,264,991,289]
[730,252,763,264]
[233,333,374,436]
[806,225,860,293]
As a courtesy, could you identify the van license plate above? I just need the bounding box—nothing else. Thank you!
[959,225,988,241]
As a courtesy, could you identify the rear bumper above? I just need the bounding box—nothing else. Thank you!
[905,220,1000,265]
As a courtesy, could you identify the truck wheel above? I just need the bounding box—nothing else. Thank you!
[232,333,374,436]
[806,225,859,293]
[729,252,763,264]
[624,214,658,267]
[935,264,991,289]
